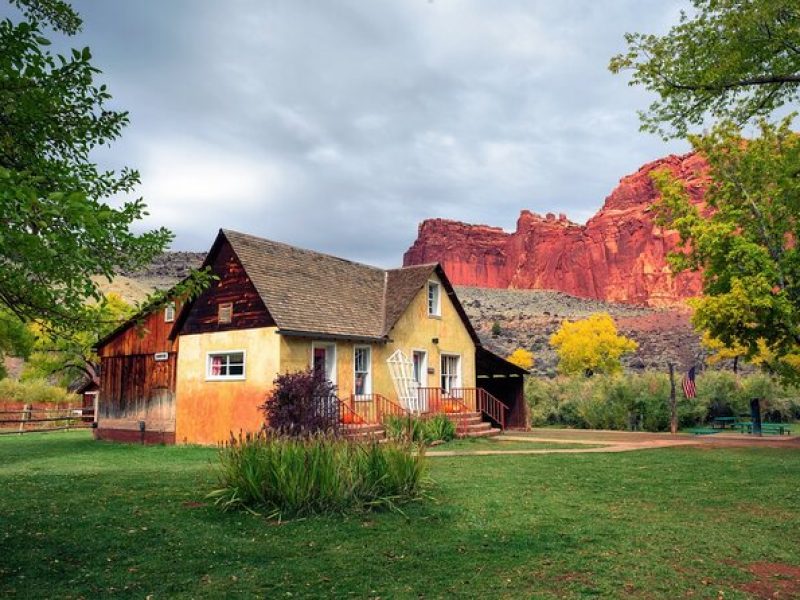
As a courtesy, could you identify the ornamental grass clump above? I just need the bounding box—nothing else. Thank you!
[209,432,428,518]
[384,414,456,444]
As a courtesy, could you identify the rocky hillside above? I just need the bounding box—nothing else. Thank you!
[118,251,205,292]
[404,152,709,307]
[457,287,702,375]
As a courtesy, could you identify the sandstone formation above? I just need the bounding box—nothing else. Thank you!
[403,152,709,306]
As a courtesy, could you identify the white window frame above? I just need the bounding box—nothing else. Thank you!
[205,350,246,381]
[353,345,372,397]
[412,349,428,387]
[311,342,337,386]
[164,302,176,323]
[427,281,441,317]
[440,353,461,394]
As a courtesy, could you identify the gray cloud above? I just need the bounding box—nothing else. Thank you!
[12,0,690,265]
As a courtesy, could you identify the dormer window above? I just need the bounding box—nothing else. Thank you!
[164,302,175,323]
[427,281,441,317]
[218,302,233,324]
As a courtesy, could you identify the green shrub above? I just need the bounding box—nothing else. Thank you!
[423,414,456,443]
[209,432,428,518]
[525,371,800,432]
[0,378,78,405]
[384,414,456,444]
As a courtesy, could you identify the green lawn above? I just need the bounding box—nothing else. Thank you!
[1,431,799,599]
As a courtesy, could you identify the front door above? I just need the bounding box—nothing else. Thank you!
[312,343,337,386]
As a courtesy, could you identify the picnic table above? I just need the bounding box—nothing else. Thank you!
[734,422,793,435]
[711,417,738,429]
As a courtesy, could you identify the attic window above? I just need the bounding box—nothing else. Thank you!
[427,282,441,317]
[164,302,175,323]
[218,302,233,324]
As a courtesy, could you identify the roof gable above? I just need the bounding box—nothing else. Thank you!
[176,229,481,344]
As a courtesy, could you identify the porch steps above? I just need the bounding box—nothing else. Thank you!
[445,412,502,438]
[342,423,386,441]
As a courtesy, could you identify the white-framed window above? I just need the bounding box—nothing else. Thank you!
[412,350,427,386]
[218,302,233,324]
[353,346,372,396]
[164,302,176,323]
[427,281,441,317]
[311,342,337,385]
[206,350,246,381]
[440,353,461,394]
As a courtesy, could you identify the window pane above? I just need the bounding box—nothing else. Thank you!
[229,352,244,364]
[228,364,244,376]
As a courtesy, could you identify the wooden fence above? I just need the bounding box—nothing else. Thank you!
[0,402,97,435]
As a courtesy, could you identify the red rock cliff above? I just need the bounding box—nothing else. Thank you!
[403,152,708,306]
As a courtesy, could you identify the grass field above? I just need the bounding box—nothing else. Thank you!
[2,431,799,599]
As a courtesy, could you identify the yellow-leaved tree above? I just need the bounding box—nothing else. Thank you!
[549,313,638,376]
[506,348,534,370]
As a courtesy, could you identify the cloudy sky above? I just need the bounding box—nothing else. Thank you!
[17,1,691,265]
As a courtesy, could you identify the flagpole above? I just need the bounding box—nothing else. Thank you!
[668,362,677,435]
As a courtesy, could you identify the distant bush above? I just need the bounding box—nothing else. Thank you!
[0,378,78,405]
[209,432,428,518]
[526,372,800,432]
[384,414,456,445]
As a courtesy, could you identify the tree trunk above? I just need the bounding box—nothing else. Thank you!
[669,362,677,435]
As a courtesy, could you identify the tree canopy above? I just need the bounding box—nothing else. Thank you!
[0,0,172,338]
[23,292,133,387]
[610,0,800,138]
[549,313,638,376]
[506,348,534,371]
[653,118,800,382]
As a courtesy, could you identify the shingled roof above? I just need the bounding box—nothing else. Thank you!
[213,230,479,343]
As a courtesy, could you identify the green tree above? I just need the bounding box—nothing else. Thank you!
[23,292,133,387]
[0,309,34,377]
[652,118,800,382]
[609,0,800,138]
[0,1,170,335]
[549,313,638,376]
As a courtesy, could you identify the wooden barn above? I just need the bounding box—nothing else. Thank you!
[94,300,181,443]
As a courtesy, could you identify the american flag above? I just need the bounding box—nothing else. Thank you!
[682,366,697,399]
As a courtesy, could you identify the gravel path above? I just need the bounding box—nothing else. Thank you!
[427,430,800,457]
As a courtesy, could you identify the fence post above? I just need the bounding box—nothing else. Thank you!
[18,403,31,434]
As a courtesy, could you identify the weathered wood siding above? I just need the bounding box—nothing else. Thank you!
[98,304,180,358]
[97,302,180,437]
[181,240,275,335]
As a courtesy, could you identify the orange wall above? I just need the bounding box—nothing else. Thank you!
[174,327,280,445]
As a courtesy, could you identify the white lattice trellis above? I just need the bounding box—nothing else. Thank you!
[386,349,420,412]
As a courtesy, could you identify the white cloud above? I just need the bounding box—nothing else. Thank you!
[61,0,689,264]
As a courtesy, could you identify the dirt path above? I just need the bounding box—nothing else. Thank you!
[427,430,800,457]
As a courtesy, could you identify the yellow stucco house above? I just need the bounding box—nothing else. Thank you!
[95,229,526,445]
